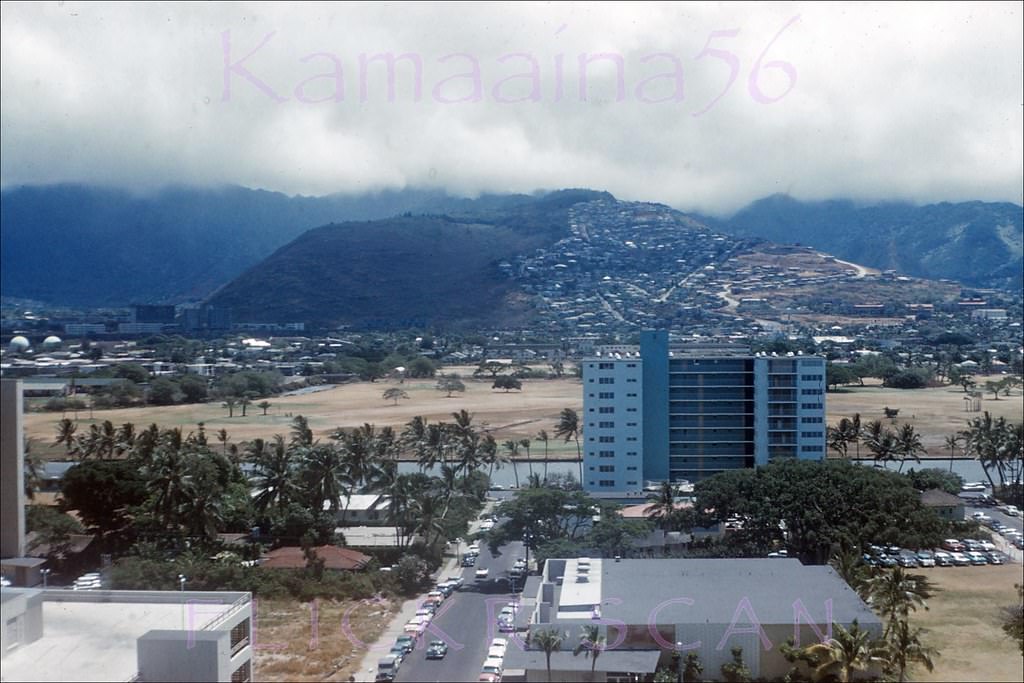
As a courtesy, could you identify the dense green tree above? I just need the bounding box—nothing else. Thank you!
[178,374,208,403]
[435,374,466,397]
[148,377,182,405]
[60,460,148,534]
[904,468,963,495]
[492,376,523,392]
[382,387,409,405]
[406,356,436,378]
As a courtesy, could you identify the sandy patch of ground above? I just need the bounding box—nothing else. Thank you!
[909,564,1023,682]
[253,598,399,682]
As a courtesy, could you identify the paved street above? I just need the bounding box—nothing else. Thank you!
[396,540,525,683]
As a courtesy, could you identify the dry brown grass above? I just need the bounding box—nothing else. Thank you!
[253,598,399,682]
[25,369,584,460]
[826,376,1024,457]
[909,564,1024,682]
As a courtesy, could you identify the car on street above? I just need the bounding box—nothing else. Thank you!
[476,567,490,580]
[394,635,416,654]
[489,638,508,658]
[482,657,504,677]
[415,608,434,622]
[480,520,495,531]
[478,674,501,683]
[426,640,449,659]
[388,646,407,664]
[488,644,507,660]
[462,555,477,567]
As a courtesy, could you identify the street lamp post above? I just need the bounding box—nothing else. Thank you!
[41,568,51,589]
[675,641,683,683]
[178,574,187,592]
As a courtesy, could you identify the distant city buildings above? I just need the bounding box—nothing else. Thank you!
[582,330,826,496]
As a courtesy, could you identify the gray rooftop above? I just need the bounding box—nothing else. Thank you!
[503,647,662,673]
[568,558,879,627]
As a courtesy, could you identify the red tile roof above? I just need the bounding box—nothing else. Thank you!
[261,545,371,571]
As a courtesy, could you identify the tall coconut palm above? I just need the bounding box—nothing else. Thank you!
[251,435,297,515]
[301,443,349,512]
[147,447,194,533]
[486,442,511,486]
[536,429,550,482]
[803,620,886,683]
[54,418,78,454]
[866,567,935,637]
[866,428,899,469]
[554,408,583,483]
[533,629,565,683]
[645,480,678,531]
[943,433,962,472]
[827,423,850,459]
[894,423,925,474]
[290,415,314,448]
[114,422,136,457]
[829,550,872,599]
[885,619,937,682]
[412,492,447,548]
[504,440,521,488]
[572,624,606,682]
[520,438,533,478]
[402,415,430,466]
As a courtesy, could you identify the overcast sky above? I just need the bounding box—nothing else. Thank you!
[1,1,1021,215]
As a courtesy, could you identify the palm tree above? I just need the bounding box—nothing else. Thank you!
[412,492,447,548]
[258,400,272,415]
[850,413,862,459]
[520,438,533,478]
[866,567,935,637]
[222,396,237,418]
[114,422,136,457]
[504,440,521,488]
[147,446,194,533]
[829,550,871,599]
[803,620,886,683]
[217,428,230,455]
[537,429,550,482]
[251,435,298,515]
[533,629,565,683]
[572,624,606,682]
[238,396,251,417]
[894,423,925,474]
[301,443,349,512]
[486,442,511,485]
[943,433,962,472]
[645,480,678,531]
[827,423,849,459]
[885,619,937,683]
[290,415,314,448]
[866,428,899,469]
[54,418,78,454]
[554,408,583,483]
[23,439,44,500]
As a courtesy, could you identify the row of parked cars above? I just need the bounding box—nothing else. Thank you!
[376,575,466,681]
[976,515,1024,549]
[479,636,509,682]
[863,540,1007,570]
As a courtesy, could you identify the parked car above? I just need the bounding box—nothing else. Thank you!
[376,654,401,682]
[476,567,490,580]
[941,539,965,552]
[462,556,477,567]
[426,640,449,659]
[950,552,971,566]
[897,555,918,568]
[387,646,407,665]
[478,674,501,683]
[447,575,465,589]
[965,551,989,566]
[394,635,416,654]
[985,552,1004,565]
[489,638,509,658]
[488,644,507,660]
[915,550,936,567]
[877,554,898,568]
[482,657,504,677]
[933,550,954,567]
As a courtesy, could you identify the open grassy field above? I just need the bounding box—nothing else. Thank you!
[25,369,586,460]
[910,564,1023,682]
[253,597,399,682]
[24,370,1021,461]
[826,376,1023,457]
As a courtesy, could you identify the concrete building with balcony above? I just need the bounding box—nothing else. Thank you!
[0,588,253,682]
[582,330,826,496]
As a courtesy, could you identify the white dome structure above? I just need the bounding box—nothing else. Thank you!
[42,335,63,348]
[8,335,30,352]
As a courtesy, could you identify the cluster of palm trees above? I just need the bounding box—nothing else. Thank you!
[814,554,939,682]
[826,414,927,473]
[956,411,1024,493]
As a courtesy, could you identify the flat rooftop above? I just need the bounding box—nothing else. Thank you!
[597,559,879,627]
[1,590,247,683]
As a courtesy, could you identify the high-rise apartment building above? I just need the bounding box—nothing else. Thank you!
[582,330,826,496]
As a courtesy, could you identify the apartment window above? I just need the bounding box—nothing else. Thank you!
[626,378,638,383]
[801,374,823,381]
[626,392,637,397]
[801,402,823,410]
[599,480,615,487]
[626,437,638,441]
[626,451,638,456]
[627,363,637,367]
[627,480,639,486]
[599,362,614,369]
[801,431,823,439]
[599,465,615,473]
[801,388,823,395]
[599,406,615,414]
[230,618,251,655]
[801,445,823,452]
[599,392,615,399]
[231,660,252,683]
[626,422,637,427]
[599,421,615,428]
[626,408,637,412]
[599,377,615,384]
[627,466,638,471]
[801,416,823,424]
[599,450,615,458]
[599,436,615,443]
